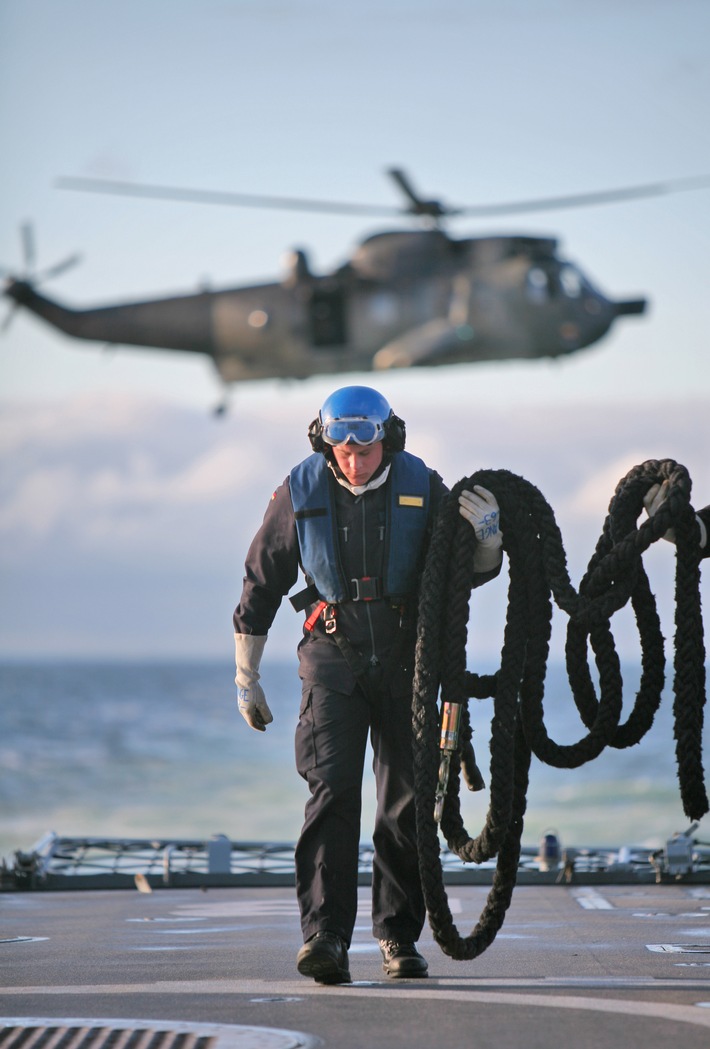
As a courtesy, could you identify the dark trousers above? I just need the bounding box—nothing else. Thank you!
[294,678,425,947]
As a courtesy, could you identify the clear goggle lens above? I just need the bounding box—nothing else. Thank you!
[322,416,384,446]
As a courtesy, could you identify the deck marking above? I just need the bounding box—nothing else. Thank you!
[171,900,300,918]
[570,888,614,910]
[646,943,710,953]
[0,938,49,944]
[127,946,213,952]
[0,1018,318,1049]
[154,925,252,935]
[9,976,710,991]
[3,986,710,1030]
[126,916,206,923]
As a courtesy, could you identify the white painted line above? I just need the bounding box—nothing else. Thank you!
[6,976,710,993]
[646,943,710,954]
[172,900,300,917]
[570,888,614,910]
[3,987,710,1031]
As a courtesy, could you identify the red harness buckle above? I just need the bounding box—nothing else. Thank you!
[304,600,328,632]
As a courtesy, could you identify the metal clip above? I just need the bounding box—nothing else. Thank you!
[434,701,462,823]
[324,605,337,634]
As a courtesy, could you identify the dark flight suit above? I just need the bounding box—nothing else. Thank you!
[233,451,499,948]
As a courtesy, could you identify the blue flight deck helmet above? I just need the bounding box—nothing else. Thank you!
[308,385,406,453]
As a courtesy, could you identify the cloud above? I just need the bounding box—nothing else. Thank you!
[565,451,654,519]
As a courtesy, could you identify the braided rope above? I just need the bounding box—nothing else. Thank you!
[412,459,706,960]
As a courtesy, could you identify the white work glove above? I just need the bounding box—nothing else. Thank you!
[458,485,503,572]
[234,633,273,732]
[644,481,707,549]
[643,481,676,543]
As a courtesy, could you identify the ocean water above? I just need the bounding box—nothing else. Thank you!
[1,658,708,864]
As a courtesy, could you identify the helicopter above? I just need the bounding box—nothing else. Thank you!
[3,168,709,400]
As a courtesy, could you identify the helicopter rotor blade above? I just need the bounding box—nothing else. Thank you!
[387,168,422,206]
[1,302,19,334]
[454,175,710,218]
[38,252,83,282]
[55,171,710,223]
[386,168,457,220]
[20,222,36,273]
[55,176,402,218]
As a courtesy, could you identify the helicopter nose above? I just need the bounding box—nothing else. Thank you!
[615,298,647,316]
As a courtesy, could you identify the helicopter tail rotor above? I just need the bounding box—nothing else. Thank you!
[20,221,36,273]
[2,223,82,331]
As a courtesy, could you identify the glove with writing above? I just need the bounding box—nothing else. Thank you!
[458,485,503,572]
[234,633,273,732]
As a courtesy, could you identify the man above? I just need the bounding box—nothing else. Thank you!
[232,385,502,984]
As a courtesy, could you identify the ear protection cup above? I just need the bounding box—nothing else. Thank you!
[384,413,406,452]
[308,417,325,453]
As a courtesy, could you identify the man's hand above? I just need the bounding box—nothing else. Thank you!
[235,633,273,732]
[459,485,503,571]
[459,486,501,543]
[643,480,677,543]
[644,480,707,549]
[643,481,668,519]
[237,681,272,732]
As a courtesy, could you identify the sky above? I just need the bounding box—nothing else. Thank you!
[0,0,709,662]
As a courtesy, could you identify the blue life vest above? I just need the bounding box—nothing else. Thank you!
[290,452,431,603]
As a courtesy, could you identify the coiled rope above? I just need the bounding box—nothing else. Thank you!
[412,458,706,960]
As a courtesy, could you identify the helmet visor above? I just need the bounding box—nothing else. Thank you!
[322,416,384,446]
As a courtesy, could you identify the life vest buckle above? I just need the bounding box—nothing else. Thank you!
[350,576,381,601]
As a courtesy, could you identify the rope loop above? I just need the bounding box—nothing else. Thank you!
[412,459,706,960]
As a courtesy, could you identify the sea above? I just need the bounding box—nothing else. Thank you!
[1,658,708,865]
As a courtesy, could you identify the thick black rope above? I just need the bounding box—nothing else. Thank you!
[412,459,706,961]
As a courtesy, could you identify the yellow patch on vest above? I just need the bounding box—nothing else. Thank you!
[399,495,424,507]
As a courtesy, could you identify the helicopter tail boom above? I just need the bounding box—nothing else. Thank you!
[3,278,215,355]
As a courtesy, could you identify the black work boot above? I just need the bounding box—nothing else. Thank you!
[297,931,352,984]
[379,939,428,978]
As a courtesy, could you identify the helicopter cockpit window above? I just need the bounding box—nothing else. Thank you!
[526,267,549,303]
[559,265,582,298]
[367,292,399,326]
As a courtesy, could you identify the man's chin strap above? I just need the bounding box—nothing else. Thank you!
[328,460,391,496]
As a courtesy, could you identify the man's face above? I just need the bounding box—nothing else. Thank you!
[331,441,384,486]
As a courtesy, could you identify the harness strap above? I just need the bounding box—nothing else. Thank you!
[290,583,320,613]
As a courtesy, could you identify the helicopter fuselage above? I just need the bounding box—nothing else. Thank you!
[3,229,645,385]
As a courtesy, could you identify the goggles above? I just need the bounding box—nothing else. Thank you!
[322,415,385,447]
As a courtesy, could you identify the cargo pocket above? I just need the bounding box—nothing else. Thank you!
[295,684,317,778]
